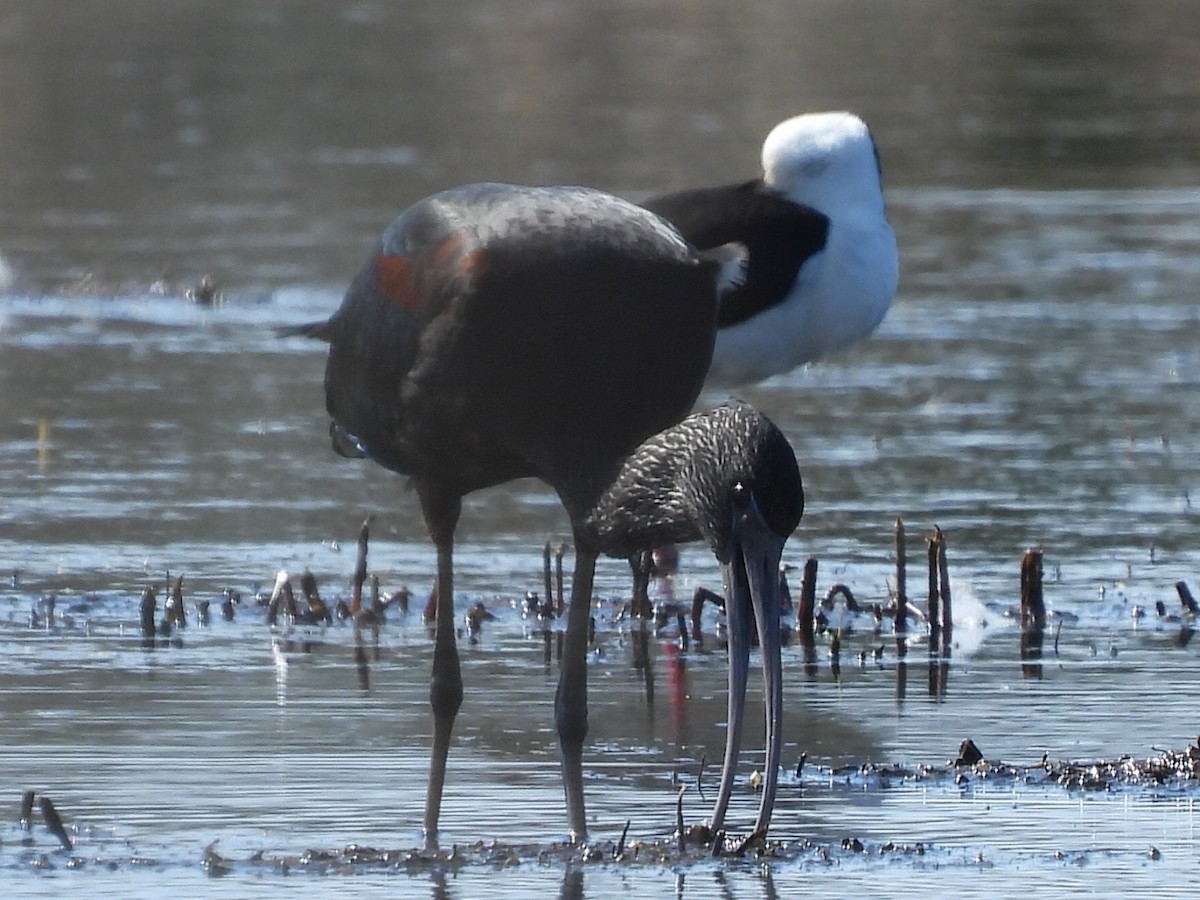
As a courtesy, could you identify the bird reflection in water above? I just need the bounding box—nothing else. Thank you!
[346,519,380,691]
[629,620,654,706]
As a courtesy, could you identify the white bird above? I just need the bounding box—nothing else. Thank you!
[642,111,899,387]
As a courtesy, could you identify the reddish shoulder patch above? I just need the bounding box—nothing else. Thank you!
[374,253,420,311]
[431,234,487,282]
[457,248,487,280]
[430,233,465,268]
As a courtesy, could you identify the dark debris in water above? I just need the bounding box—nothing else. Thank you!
[811,736,1200,795]
[11,734,1198,880]
[0,796,941,876]
[194,833,942,876]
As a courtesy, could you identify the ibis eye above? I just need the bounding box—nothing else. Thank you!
[731,481,750,508]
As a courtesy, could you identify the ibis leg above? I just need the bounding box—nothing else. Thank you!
[419,486,464,844]
[556,545,598,843]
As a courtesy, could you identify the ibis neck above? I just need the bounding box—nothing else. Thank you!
[573,433,704,559]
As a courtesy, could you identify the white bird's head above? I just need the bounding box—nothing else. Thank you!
[761,111,886,216]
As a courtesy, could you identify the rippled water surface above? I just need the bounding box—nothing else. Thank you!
[3,1,1200,896]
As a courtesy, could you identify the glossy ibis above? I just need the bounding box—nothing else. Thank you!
[295,183,802,843]
[643,110,899,387]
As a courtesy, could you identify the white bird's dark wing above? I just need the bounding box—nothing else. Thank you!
[642,180,829,327]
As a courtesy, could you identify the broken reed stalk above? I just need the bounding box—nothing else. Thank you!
[554,543,566,615]
[39,796,72,851]
[935,526,952,640]
[19,789,34,830]
[140,587,157,638]
[798,556,818,644]
[1019,548,1046,678]
[542,541,553,613]
[1176,581,1200,616]
[895,517,908,637]
[927,532,941,632]
[826,583,860,612]
[615,819,631,858]
[351,516,371,615]
[924,526,953,637]
[1020,548,1046,630]
[676,786,687,852]
[166,572,186,629]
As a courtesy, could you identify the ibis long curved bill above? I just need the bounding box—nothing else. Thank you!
[710,487,788,837]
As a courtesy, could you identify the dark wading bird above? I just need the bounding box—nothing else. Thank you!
[642,110,898,388]
[291,183,803,844]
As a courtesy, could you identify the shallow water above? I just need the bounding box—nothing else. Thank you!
[3,1,1200,896]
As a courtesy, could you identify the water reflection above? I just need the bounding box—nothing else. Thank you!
[353,624,374,691]
[1020,626,1045,680]
[3,1,1200,294]
[272,639,289,707]
[630,621,654,705]
[560,868,584,900]
[895,653,908,704]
